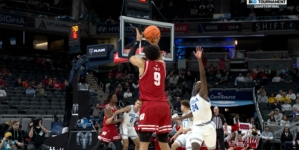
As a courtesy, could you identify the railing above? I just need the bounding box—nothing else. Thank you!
[253,87,264,131]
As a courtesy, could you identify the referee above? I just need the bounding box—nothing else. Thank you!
[212,106,227,150]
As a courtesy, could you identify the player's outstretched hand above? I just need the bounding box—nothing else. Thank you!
[170,135,178,141]
[193,46,203,59]
[172,117,181,122]
[136,28,143,42]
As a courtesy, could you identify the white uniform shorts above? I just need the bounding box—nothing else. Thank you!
[186,122,216,150]
[174,132,191,146]
[119,125,138,140]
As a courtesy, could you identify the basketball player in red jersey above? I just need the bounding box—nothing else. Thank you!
[128,28,171,150]
[92,93,123,150]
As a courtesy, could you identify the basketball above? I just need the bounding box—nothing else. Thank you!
[143,25,160,43]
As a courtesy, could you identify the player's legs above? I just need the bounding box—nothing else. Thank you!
[156,102,171,150]
[128,127,140,150]
[171,134,188,150]
[120,126,129,150]
[112,139,123,150]
[187,126,204,150]
[139,131,152,150]
[156,133,170,150]
[203,124,217,150]
[132,137,140,150]
[138,101,159,150]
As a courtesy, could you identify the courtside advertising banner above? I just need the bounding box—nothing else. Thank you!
[0,13,26,26]
[198,23,242,33]
[35,18,76,32]
[209,90,253,101]
[252,20,298,32]
[97,23,189,34]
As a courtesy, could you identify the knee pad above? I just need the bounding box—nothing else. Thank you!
[156,133,169,143]
[139,131,153,142]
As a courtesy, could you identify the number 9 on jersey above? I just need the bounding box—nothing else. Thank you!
[154,72,161,86]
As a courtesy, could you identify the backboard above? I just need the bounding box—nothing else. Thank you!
[118,16,175,61]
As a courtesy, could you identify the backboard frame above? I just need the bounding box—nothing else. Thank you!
[118,16,175,62]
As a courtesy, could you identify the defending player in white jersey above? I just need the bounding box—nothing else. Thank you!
[173,46,216,150]
[107,99,142,150]
[170,100,193,150]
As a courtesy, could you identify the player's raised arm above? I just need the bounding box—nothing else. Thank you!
[128,28,145,68]
[194,46,208,99]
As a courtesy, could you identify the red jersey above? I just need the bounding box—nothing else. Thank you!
[102,104,118,129]
[139,60,167,102]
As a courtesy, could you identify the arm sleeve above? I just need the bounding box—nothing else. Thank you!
[128,41,140,59]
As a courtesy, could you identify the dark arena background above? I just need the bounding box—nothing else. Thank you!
[0,0,299,150]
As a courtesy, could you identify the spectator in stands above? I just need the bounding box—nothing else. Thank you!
[249,117,259,129]
[257,87,266,98]
[282,100,293,112]
[268,93,276,104]
[261,125,275,150]
[199,2,206,12]
[22,79,28,89]
[264,65,271,76]
[281,115,291,126]
[13,78,22,88]
[245,73,253,82]
[256,47,263,52]
[234,73,246,85]
[281,53,289,59]
[1,67,10,76]
[0,77,6,87]
[292,107,299,118]
[190,5,198,18]
[251,69,257,80]
[279,93,291,104]
[115,84,122,96]
[185,71,194,83]
[257,92,268,103]
[25,85,36,95]
[267,114,277,125]
[35,83,45,95]
[206,69,214,82]
[105,16,115,24]
[169,73,178,85]
[272,74,282,82]
[0,120,12,139]
[276,90,283,99]
[293,99,299,110]
[282,73,292,83]
[27,119,49,150]
[270,98,281,110]
[232,113,240,125]
[287,90,296,101]
[215,71,222,83]
[292,114,299,123]
[0,132,17,150]
[123,89,132,99]
[173,87,182,97]
[274,108,283,122]
[165,91,172,101]
[218,57,226,72]
[6,121,24,150]
[173,97,181,113]
[281,127,293,150]
[0,89,6,97]
[291,66,298,77]
[52,78,62,90]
